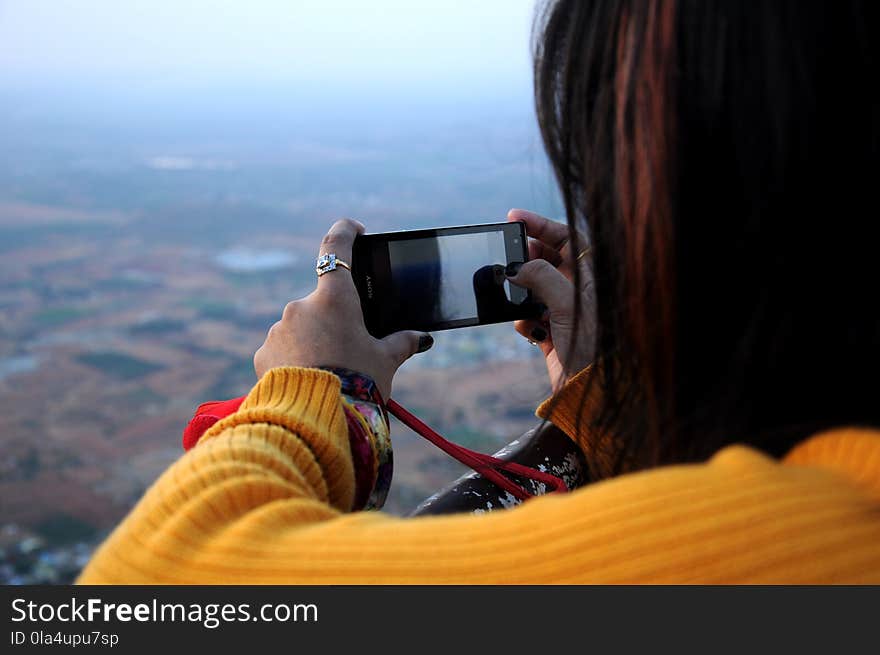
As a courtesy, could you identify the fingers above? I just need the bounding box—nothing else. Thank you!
[528,238,563,268]
[509,208,591,281]
[316,218,364,295]
[508,208,572,251]
[514,318,549,343]
[514,319,555,360]
[380,330,434,365]
[318,217,363,262]
[506,259,573,320]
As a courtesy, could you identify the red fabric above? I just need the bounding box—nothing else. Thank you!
[182,396,246,450]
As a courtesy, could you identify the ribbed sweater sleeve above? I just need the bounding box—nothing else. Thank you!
[77,367,880,584]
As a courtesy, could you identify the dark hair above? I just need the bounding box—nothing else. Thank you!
[534,0,879,477]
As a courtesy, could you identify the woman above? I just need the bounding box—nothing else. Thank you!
[79,0,880,583]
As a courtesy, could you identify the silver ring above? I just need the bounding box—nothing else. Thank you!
[316,253,351,277]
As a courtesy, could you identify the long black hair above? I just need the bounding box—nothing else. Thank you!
[534,0,879,477]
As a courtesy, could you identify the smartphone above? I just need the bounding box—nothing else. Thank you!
[351,221,537,337]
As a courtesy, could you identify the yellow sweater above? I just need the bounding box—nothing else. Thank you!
[78,366,880,584]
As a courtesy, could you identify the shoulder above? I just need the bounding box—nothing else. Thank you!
[513,431,880,582]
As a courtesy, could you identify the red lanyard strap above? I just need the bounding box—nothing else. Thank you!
[386,398,568,502]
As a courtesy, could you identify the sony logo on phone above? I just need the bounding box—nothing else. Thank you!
[365,275,374,299]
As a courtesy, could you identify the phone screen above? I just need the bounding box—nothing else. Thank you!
[352,222,533,336]
[388,231,508,324]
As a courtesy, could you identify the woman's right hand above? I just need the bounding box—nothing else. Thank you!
[505,208,596,393]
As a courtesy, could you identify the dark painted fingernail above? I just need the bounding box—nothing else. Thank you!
[530,327,547,342]
[417,333,434,353]
[505,262,523,277]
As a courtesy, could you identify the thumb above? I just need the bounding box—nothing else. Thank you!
[380,330,434,364]
[506,259,573,316]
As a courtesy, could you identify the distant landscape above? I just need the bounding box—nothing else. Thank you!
[0,81,561,583]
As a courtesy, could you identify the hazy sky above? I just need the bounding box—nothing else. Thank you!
[0,0,539,90]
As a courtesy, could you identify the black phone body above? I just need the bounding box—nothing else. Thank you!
[352,221,535,337]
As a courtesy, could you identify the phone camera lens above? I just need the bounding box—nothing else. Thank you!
[513,237,520,244]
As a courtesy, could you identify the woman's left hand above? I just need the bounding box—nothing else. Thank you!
[505,209,596,392]
[253,219,432,399]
